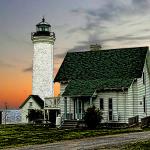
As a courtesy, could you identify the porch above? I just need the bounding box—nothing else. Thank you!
[62,96,93,121]
[44,97,60,125]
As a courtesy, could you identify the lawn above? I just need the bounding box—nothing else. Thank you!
[0,124,144,149]
[121,140,150,150]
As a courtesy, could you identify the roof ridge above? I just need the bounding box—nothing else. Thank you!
[67,46,149,54]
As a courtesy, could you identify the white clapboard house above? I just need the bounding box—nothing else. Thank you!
[54,46,150,124]
[19,95,44,123]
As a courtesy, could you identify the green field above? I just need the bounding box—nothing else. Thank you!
[0,124,145,149]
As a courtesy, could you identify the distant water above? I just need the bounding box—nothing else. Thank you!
[1,109,21,124]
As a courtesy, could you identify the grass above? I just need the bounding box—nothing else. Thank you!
[121,140,150,150]
[0,124,145,149]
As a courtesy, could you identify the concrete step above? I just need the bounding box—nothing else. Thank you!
[62,120,78,129]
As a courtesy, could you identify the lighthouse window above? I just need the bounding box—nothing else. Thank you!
[45,27,49,31]
[39,27,42,31]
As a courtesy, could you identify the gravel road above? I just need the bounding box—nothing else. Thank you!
[8,131,150,150]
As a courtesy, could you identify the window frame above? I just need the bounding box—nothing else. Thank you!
[29,102,32,107]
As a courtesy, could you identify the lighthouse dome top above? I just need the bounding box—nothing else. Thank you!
[36,17,51,32]
[36,17,51,27]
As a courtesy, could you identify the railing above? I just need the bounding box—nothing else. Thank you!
[31,32,55,39]
[61,114,65,127]
[44,97,60,108]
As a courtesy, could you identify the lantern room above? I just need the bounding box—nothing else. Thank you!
[36,17,51,32]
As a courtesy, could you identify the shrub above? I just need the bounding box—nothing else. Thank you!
[26,109,43,123]
[84,106,103,129]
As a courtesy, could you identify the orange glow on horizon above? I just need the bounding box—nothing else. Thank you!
[0,67,60,109]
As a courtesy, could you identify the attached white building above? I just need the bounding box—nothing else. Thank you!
[54,46,150,123]
[19,95,44,123]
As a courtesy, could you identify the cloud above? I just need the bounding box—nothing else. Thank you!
[70,0,150,35]
[132,0,150,9]
[23,66,32,72]
[72,0,150,21]
[68,0,150,50]
[0,60,15,68]
[54,52,66,59]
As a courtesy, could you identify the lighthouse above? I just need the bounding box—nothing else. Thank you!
[31,18,55,99]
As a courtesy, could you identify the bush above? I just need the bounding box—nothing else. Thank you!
[26,109,44,123]
[84,106,103,129]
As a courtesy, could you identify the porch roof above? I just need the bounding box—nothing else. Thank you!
[62,78,133,97]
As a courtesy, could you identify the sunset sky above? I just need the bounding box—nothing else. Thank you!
[1,0,150,108]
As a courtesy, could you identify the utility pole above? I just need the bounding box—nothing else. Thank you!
[4,102,8,125]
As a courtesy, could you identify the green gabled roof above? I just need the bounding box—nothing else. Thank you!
[19,95,44,109]
[54,47,148,82]
[63,78,133,97]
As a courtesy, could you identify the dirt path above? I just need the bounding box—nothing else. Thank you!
[8,131,150,150]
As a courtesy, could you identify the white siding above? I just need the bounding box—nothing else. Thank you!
[136,63,149,120]
[126,83,134,120]
[93,91,127,123]
[20,97,42,123]
[127,61,150,122]
[132,81,138,116]
[144,61,150,116]
[59,59,150,123]
[137,74,146,120]
[59,83,68,115]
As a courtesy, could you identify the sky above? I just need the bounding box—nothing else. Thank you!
[1,0,150,108]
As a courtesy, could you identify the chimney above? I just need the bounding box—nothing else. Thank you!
[90,44,102,51]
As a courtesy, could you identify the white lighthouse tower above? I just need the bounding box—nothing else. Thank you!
[31,18,55,99]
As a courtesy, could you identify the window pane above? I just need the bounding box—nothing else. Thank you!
[100,98,104,110]
[109,98,112,110]
[109,111,113,120]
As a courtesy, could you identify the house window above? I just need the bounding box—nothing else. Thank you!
[143,96,146,113]
[143,72,145,85]
[108,98,113,121]
[109,98,113,110]
[29,102,32,107]
[100,98,104,110]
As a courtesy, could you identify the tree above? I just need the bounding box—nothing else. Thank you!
[84,105,103,129]
[26,109,43,123]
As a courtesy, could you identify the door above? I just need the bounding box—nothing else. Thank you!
[74,99,84,120]
[49,110,56,125]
